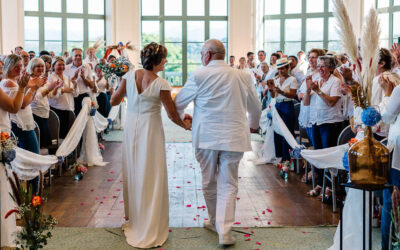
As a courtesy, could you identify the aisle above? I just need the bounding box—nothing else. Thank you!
[42,141,339,228]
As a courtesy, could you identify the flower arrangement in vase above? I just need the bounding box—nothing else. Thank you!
[69,163,88,181]
[5,171,57,249]
[333,0,390,188]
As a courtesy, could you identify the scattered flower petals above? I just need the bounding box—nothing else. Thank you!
[251,230,254,234]
[116,189,121,191]
[107,179,112,182]
[197,206,206,209]
[268,222,271,225]
[187,181,191,183]
[103,196,106,199]
[266,209,272,213]
[169,229,172,232]
[196,214,200,217]
[95,197,99,200]
[256,242,261,245]
[234,222,241,225]
[244,234,251,237]
[176,186,181,189]
[80,202,84,205]
[204,218,208,221]
[186,205,192,208]
[254,217,259,220]
[100,201,104,204]
[119,201,124,203]
[193,218,197,221]
[302,231,306,234]
[262,211,265,214]
[110,171,114,174]
[245,238,251,241]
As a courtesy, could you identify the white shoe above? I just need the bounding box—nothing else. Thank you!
[219,233,236,245]
[204,220,217,233]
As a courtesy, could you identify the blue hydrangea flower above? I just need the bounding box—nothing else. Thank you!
[361,107,382,127]
[342,151,349,171]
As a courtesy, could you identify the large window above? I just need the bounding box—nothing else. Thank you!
[375,0,400,48]
[263,0,339,58]
[24,0,105,58]
[141,0,228,86]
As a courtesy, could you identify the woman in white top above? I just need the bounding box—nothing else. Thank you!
[378,76,400,250]
[303,56,343,198]
[237,57,246,70]
[29,58,61,148]
[110,42,191,248]
[48,56,78,139]
[267,58,298,162]
[94,66,111,117]
[0,61,30,249]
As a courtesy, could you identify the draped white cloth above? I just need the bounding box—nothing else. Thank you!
[0,165,17,247]
[107,104,120,122]
[94,111,109,133]
[255,99,347,170]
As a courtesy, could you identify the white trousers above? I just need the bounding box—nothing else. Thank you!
[195,148,244,242]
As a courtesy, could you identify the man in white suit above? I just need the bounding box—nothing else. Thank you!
[175,39,262,245]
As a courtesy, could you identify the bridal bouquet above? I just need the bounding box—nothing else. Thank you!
[97,56,131,79]
[0,132,17,165]
[5,171,57,249]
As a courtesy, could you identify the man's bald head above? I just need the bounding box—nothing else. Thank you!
[201,39,226,66]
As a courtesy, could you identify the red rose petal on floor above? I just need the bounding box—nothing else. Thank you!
[185,228,190,230]
[169,229,172,232]
[302,231,306,234]
[100,201,104,204]
[268,222,271,225]
[113,196,117,198]
[196,189,201,191]
[107,179,112,182]
[267,209,272,213]
[204,218,208,220]
[120,180,123,182]
[256,242,261,245]
[103,196,106,199]
[196,214,200,217]
[176,186,181,188]
[245,238,251,241]
[187,181,191,183]
[254,217,259,220]
[90,189,94,192]
[193,218,197,221]
[244,234,251,237]
[234,222,241,225]
[80,202,84,205]
[110,171,114,174]
[243,228,249,230]
[119,201,124,203]
[251,230,254,234]
[95,197,99,200]
[262,211,265,214]
[265,190,270,193]
[236,197,240,200]
[186,205,191,207]
[116,189,121,191]
[107,213,111,215]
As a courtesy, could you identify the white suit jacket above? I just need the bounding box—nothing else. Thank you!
[175,60,262,152]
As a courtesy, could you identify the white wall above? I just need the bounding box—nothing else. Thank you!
[0,0,24,54]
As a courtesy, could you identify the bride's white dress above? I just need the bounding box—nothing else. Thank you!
[121,71,170,248]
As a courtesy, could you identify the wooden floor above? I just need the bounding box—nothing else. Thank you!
[43,141,339,228]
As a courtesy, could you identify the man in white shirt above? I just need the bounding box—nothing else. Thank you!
[175,39,262,246]
[289,55,305,88]
[64,48,94,115]
[229,55,236,68]
[256,50,267,74]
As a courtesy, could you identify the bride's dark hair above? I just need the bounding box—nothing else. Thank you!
[141,42,168,70]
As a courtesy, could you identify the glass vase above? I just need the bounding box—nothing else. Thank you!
[348,126,390,188]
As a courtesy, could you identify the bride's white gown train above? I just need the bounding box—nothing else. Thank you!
[121,71,171,248]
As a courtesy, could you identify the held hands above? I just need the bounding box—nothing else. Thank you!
[305,76,313,92]
[72,68,81,81]
[183,114,192,131]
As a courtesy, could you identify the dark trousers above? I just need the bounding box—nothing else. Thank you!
[311,122,342,187]
[97,92,111,117]
[74,93,90,116]
[381,168,400,250]
[33,114,50,148]
[274,101,295,161]
[11,122,40,194]
[51,107,72,139]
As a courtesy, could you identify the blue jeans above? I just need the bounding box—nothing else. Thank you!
[12,122,40,194]
[306,127,313,147]
[274,101,295,161]
[311,122,342,186]
[381,168,400,250]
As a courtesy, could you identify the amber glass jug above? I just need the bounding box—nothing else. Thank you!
[348,127,390,188]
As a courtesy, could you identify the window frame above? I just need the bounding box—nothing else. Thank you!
[375,0,400,48]
[263,0,336,55]
[141,0,229,87]
[24,0,106,56]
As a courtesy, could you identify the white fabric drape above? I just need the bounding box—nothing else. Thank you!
[94,112,109,133]
[0,165,17,247]
[255,98,347,170]
[107,104,120,122]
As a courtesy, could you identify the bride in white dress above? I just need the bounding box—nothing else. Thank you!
[110,43,191,248]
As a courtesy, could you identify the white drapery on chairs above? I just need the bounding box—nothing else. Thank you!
[255,98,347,170]
[0,165,17,248]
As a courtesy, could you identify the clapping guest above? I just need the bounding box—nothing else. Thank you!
[229,55,236,68]
[49,57,78,139]
[40,55,52,77]
[296,51,309,75]
[288,55,304,88]
[28,58,61,148]
[267,58,298,163]
[303,56,343,198]
[246,52,256,69]
[64,48,94,115]
[237,57,246,70]
[256,50,267,73]
[21,51,30,69]
[84,47,99,70]
[95,66,111,117]
[28,51,36,60]
[270,53,280,70]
